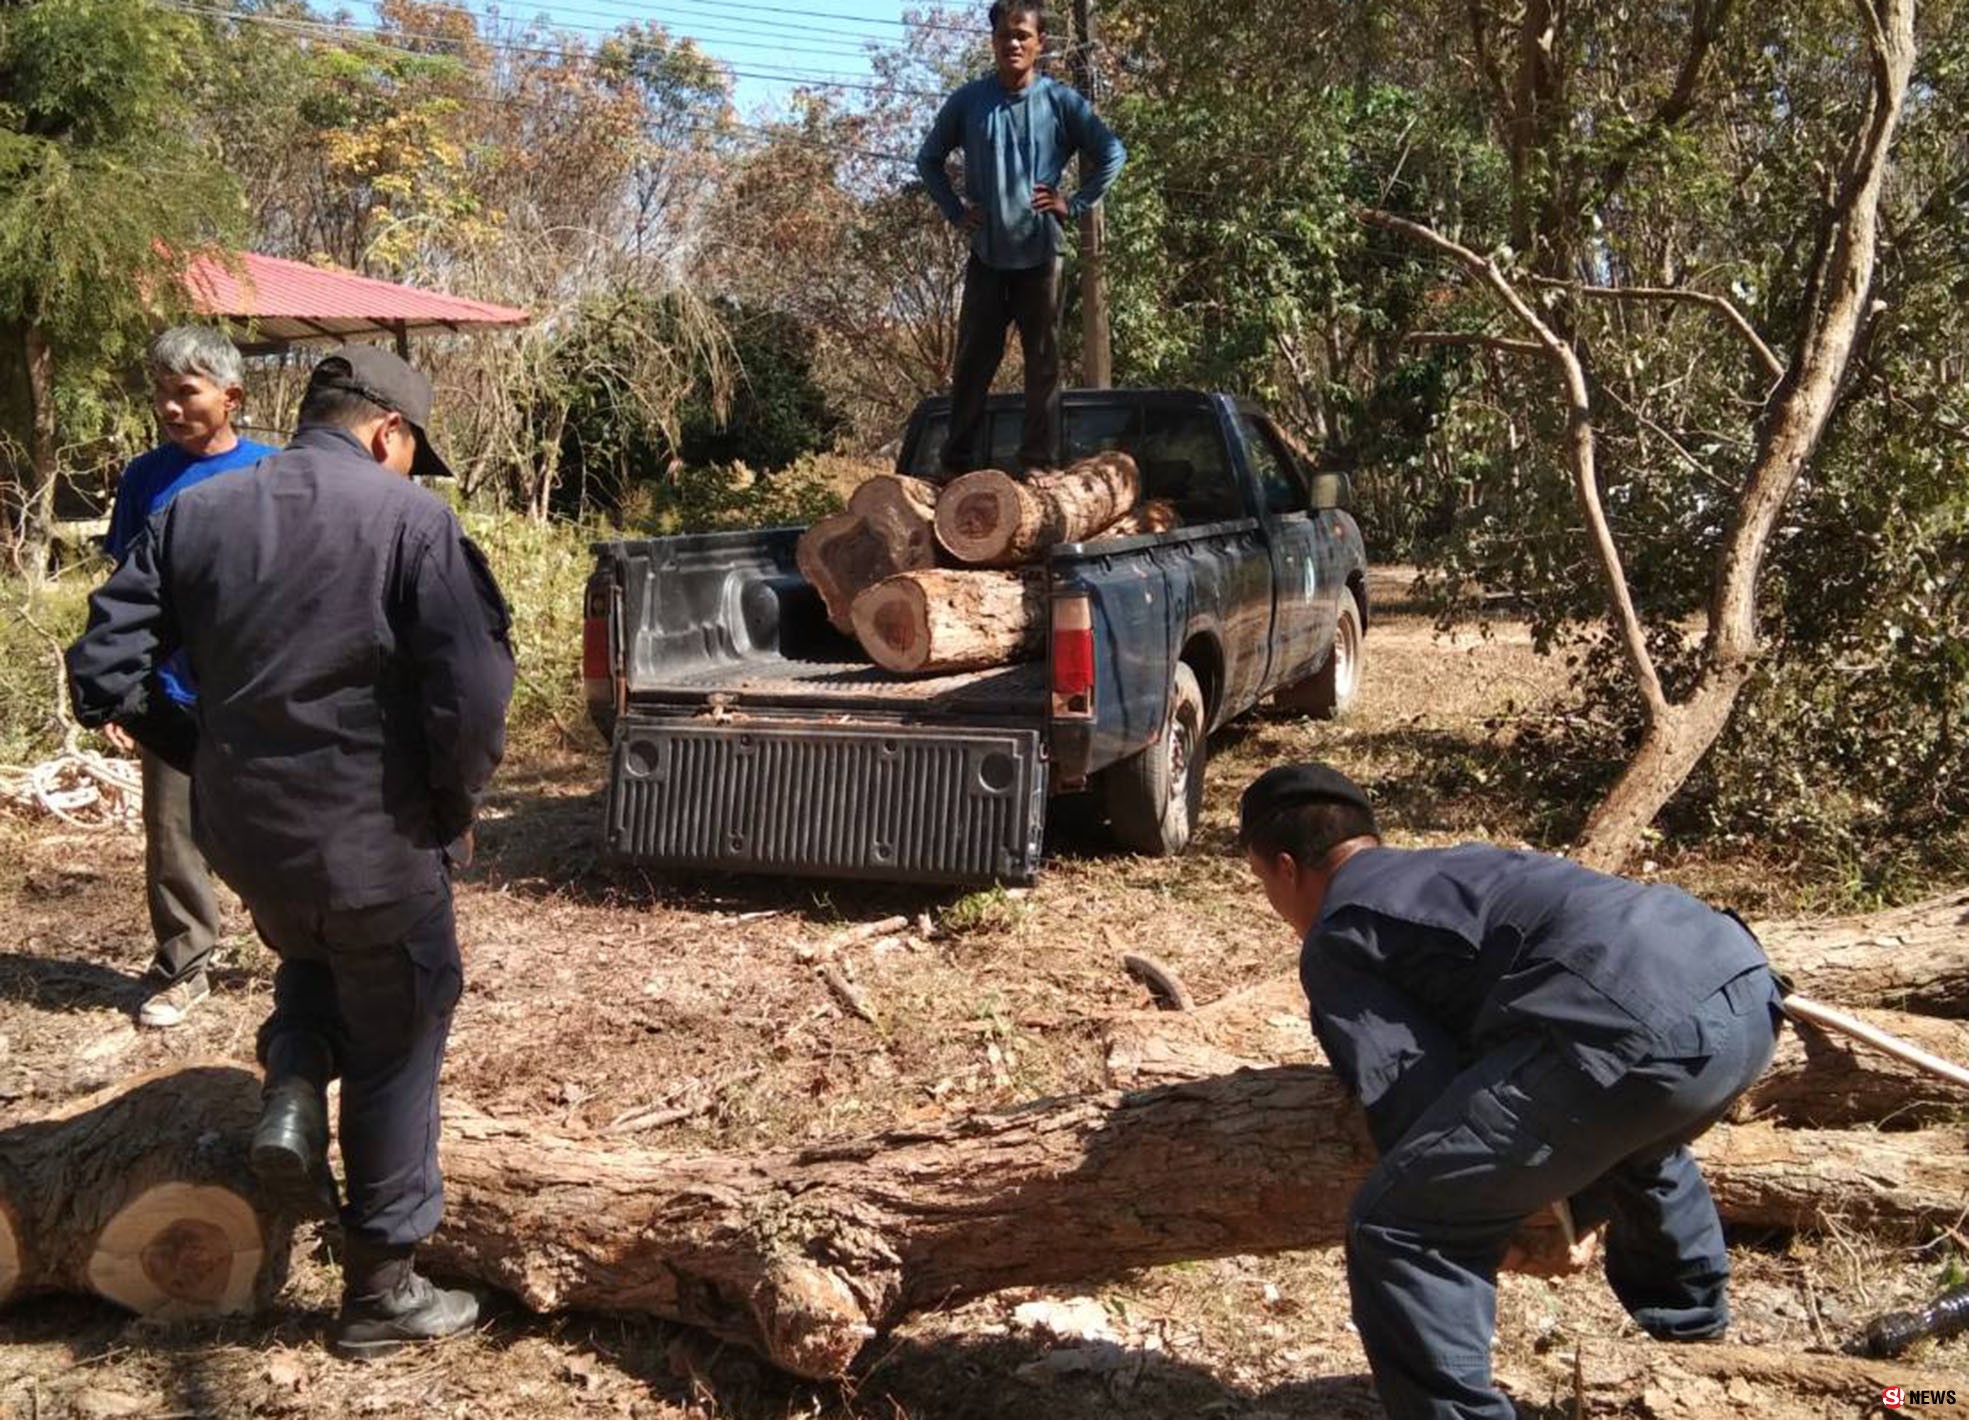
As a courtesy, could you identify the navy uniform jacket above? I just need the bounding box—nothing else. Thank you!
[66,426,515,913]
[1302,844,1770,1151]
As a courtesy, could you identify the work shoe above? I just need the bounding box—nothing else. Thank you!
[335,1245,480,1360]
[251,1078,338,1219]
[137,971,209,1029]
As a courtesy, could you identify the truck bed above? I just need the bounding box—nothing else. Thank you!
[610,526,1048,722]
[630,654,1047,715]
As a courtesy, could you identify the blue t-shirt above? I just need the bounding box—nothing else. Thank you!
[106,437,276,703]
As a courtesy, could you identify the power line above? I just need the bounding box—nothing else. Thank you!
[169,2,945,96]
[480,0,973,42]
[527,0,976,36]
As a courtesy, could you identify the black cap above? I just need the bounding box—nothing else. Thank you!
[1237,763,1375,846]
[305,345,452,482]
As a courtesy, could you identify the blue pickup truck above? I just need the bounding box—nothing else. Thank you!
[582,388,1369,885]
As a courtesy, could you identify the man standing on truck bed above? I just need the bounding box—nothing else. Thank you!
[1240,763,1784,1420]
[915,0,1125,478]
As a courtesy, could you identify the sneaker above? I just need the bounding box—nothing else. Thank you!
[137,971,210,1028]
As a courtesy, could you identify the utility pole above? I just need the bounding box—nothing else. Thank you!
[1069,0,1111,388]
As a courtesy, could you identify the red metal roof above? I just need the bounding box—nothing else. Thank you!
[182,250,528,349]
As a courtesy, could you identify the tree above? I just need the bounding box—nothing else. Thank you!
[0,0,243,575]
[1361,0,1923,870]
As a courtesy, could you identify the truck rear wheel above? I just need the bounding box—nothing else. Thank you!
[1303,591,1363,719]
[1104,662,1207,857]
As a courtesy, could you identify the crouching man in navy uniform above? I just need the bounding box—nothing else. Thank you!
[1239,764,1784,1420]
[66,347,515,1359]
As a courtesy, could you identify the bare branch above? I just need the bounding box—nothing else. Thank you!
[1360,208,1669,718]
[1406,331,1545,356]
[1530,277,1786,382]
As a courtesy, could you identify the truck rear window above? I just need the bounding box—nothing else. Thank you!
[907,403,1246,524]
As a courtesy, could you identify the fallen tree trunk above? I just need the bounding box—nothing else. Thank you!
[935,453,1141,566]
[12,1065,1966,1378]
[0,1064,293,1316]
[795,475,940,634]
[1758,888,1969,1016]
[1106,987,1969,1129]
[850,568,1044,674]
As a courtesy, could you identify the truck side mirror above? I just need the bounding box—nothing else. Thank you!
[1310,472,1351,510]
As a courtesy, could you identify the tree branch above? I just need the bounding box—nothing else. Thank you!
[1531,278,1785,382]
[1361,208,1668,717]
[1406,331,1545,356]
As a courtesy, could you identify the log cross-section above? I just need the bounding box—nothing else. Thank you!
[935,453,1142,567]
[849,569,1044,675]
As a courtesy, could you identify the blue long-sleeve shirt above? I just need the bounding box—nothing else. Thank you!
[106,437,275,704]
[916,74,1125,271]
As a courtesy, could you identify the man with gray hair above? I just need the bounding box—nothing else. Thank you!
[103,325,276,1028]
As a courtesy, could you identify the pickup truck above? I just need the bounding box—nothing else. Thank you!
[582,388,1369,885]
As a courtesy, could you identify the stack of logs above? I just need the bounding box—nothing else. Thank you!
[796,453,1177,676]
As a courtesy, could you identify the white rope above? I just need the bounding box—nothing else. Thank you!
[0,750,144,831]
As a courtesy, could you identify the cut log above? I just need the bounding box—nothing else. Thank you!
[934,453,1141,567]
[1759,889,1969,1016]
[17,1065,1967,1379]
[1091,498,1180,541]
[850,569,1043,675]
[1105,982,1969,1129]
[0,1064,292,1316]
[795,476,939,634]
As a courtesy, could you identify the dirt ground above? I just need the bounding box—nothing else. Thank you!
[2,568,1963,1418]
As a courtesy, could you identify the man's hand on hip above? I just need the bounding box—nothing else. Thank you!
[1031,184,1069,219]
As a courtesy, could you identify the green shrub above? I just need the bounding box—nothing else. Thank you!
[0,571,97,766]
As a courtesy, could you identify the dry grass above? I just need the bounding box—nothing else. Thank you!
[2,566,1963,1419]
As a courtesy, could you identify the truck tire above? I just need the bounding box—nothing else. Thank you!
[1304,591,1364,719]
[1104,662,1208,857]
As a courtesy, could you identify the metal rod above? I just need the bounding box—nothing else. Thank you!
[1781,992,1969,1090]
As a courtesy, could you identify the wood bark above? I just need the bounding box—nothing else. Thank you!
[0,1064,294,1316]
[849,568,1043,675]
[14,1064,1969,1379]
[934,452,1141,567]
[1107,990,1969,1130]
[795,476,940,634]
[1091,498,1180,540]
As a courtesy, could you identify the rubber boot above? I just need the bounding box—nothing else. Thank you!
[334,1240,480,1360]
[251,1030,338,1219]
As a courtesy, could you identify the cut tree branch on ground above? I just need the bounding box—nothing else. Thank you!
[10,1062,1968,1379]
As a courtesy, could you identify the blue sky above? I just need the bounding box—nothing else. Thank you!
[343,0,938,118]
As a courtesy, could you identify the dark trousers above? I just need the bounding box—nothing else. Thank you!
[1345,970,1782,1420]
[139,747,222,982]
[251,879,461,1248]
[943,253,1064,476]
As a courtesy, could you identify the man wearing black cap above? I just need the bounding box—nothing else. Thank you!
[66,346,514,1358]
[1237,763,1784,1420]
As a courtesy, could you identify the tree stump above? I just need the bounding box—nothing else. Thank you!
[795,475,940,634]
[0,1064,292,1317]
[849,569,1044,675]
[934,453,1142,567]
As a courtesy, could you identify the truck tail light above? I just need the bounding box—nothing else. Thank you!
[1051,591,1095,719]
[583,578,619,728]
